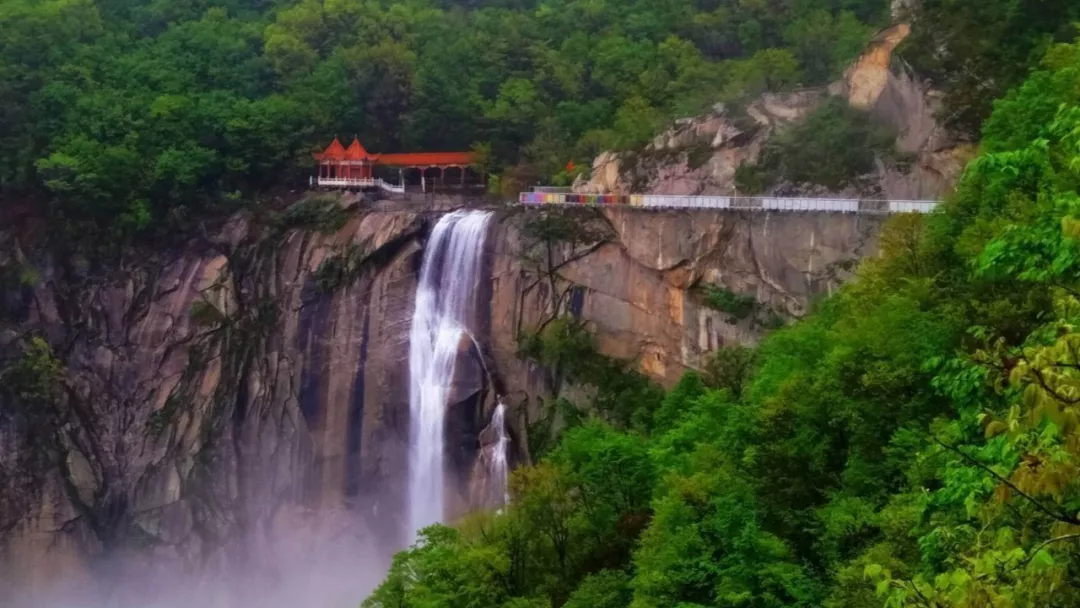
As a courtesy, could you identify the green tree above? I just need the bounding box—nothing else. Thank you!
[782,10,871,83]
[632,448,818,607]
[901,0,1080,137]
[757,97,899,189]
[727,48,803,98]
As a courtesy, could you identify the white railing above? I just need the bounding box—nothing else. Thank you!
[378,179,406,195]
[888,201,938,213]
[316,177,377,188]
[517,192,939,214]
[313,177,406,194]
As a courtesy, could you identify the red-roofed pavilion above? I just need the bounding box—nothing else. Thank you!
[313,137,479,192]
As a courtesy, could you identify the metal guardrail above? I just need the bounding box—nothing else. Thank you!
[312,177,406,194]
[517,192,939,214]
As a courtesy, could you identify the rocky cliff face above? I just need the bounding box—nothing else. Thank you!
[574,24,972,200]
[0,200,884,604]
[0,202,431,605]
[488,207,883,394]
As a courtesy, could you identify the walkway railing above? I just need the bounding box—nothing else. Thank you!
[518,192,939,214]
[313,177,406,194]
[530,186,574,193]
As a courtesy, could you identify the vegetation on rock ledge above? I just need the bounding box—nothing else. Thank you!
[700,283,758,320]
[366,38,1080,608]
[313,243,369,294]
[736,97,907,193]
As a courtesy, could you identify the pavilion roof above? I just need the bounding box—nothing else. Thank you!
[313,137,347,161]
[374,151,477,167]
[344,138,369,160]
[313,138,477,167]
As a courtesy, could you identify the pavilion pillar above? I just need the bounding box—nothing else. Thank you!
[460,166,465,185]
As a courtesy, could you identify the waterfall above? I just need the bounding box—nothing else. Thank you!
[467,396,511,512]
[489,398,510,508]
[407,210,493,541]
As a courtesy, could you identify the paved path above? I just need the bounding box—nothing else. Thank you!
[518,192,939,214]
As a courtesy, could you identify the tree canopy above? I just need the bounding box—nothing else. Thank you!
[1,0,889,241]
[2,0,1072,241]
[366,37,1080,608]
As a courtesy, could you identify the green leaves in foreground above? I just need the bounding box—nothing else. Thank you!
[367,38,1080,608]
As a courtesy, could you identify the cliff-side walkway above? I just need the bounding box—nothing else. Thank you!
[518,192,938,213]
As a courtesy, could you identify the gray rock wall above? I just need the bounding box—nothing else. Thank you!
[0,203,886,603]
[0,209,426,604]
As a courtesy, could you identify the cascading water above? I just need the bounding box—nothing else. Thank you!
[467,396,511,512]
[407,210,493,541]
[488,398,510,507]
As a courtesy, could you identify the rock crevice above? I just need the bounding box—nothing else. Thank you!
[1,201,888,602]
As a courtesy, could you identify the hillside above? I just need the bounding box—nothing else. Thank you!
[575,24,972,200]
[365,38,1080,608]
[3,0,1076,240]
[3,1,1080,607]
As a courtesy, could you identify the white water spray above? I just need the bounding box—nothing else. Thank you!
[489,398,510,507]
[407,210,493,541]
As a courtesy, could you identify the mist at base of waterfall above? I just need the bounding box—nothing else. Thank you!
[3,507,393,608]
[8,210,503,608]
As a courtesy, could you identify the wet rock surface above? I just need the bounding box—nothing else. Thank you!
[0,206,425,602]
[0,200,885,601]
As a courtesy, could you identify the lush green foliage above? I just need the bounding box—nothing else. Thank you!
[901,0,1080,138]
[0,0,892,240]
[5,0,1070,239]
[368,39,1080,607]
[0,337,66,410]
[701,284,758,319]
[313,243,369,293]
[518,316,664,431]
[753,97,904,190]
[702,344,757,398]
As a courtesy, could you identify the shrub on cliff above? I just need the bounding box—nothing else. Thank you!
[757,98,902,190]
[368,38,1080,608]
[0,0,890,242]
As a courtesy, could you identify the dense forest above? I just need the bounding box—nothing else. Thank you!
[364,38,1080,607]
[5,1,1080,606]
[3,0,1076,243]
